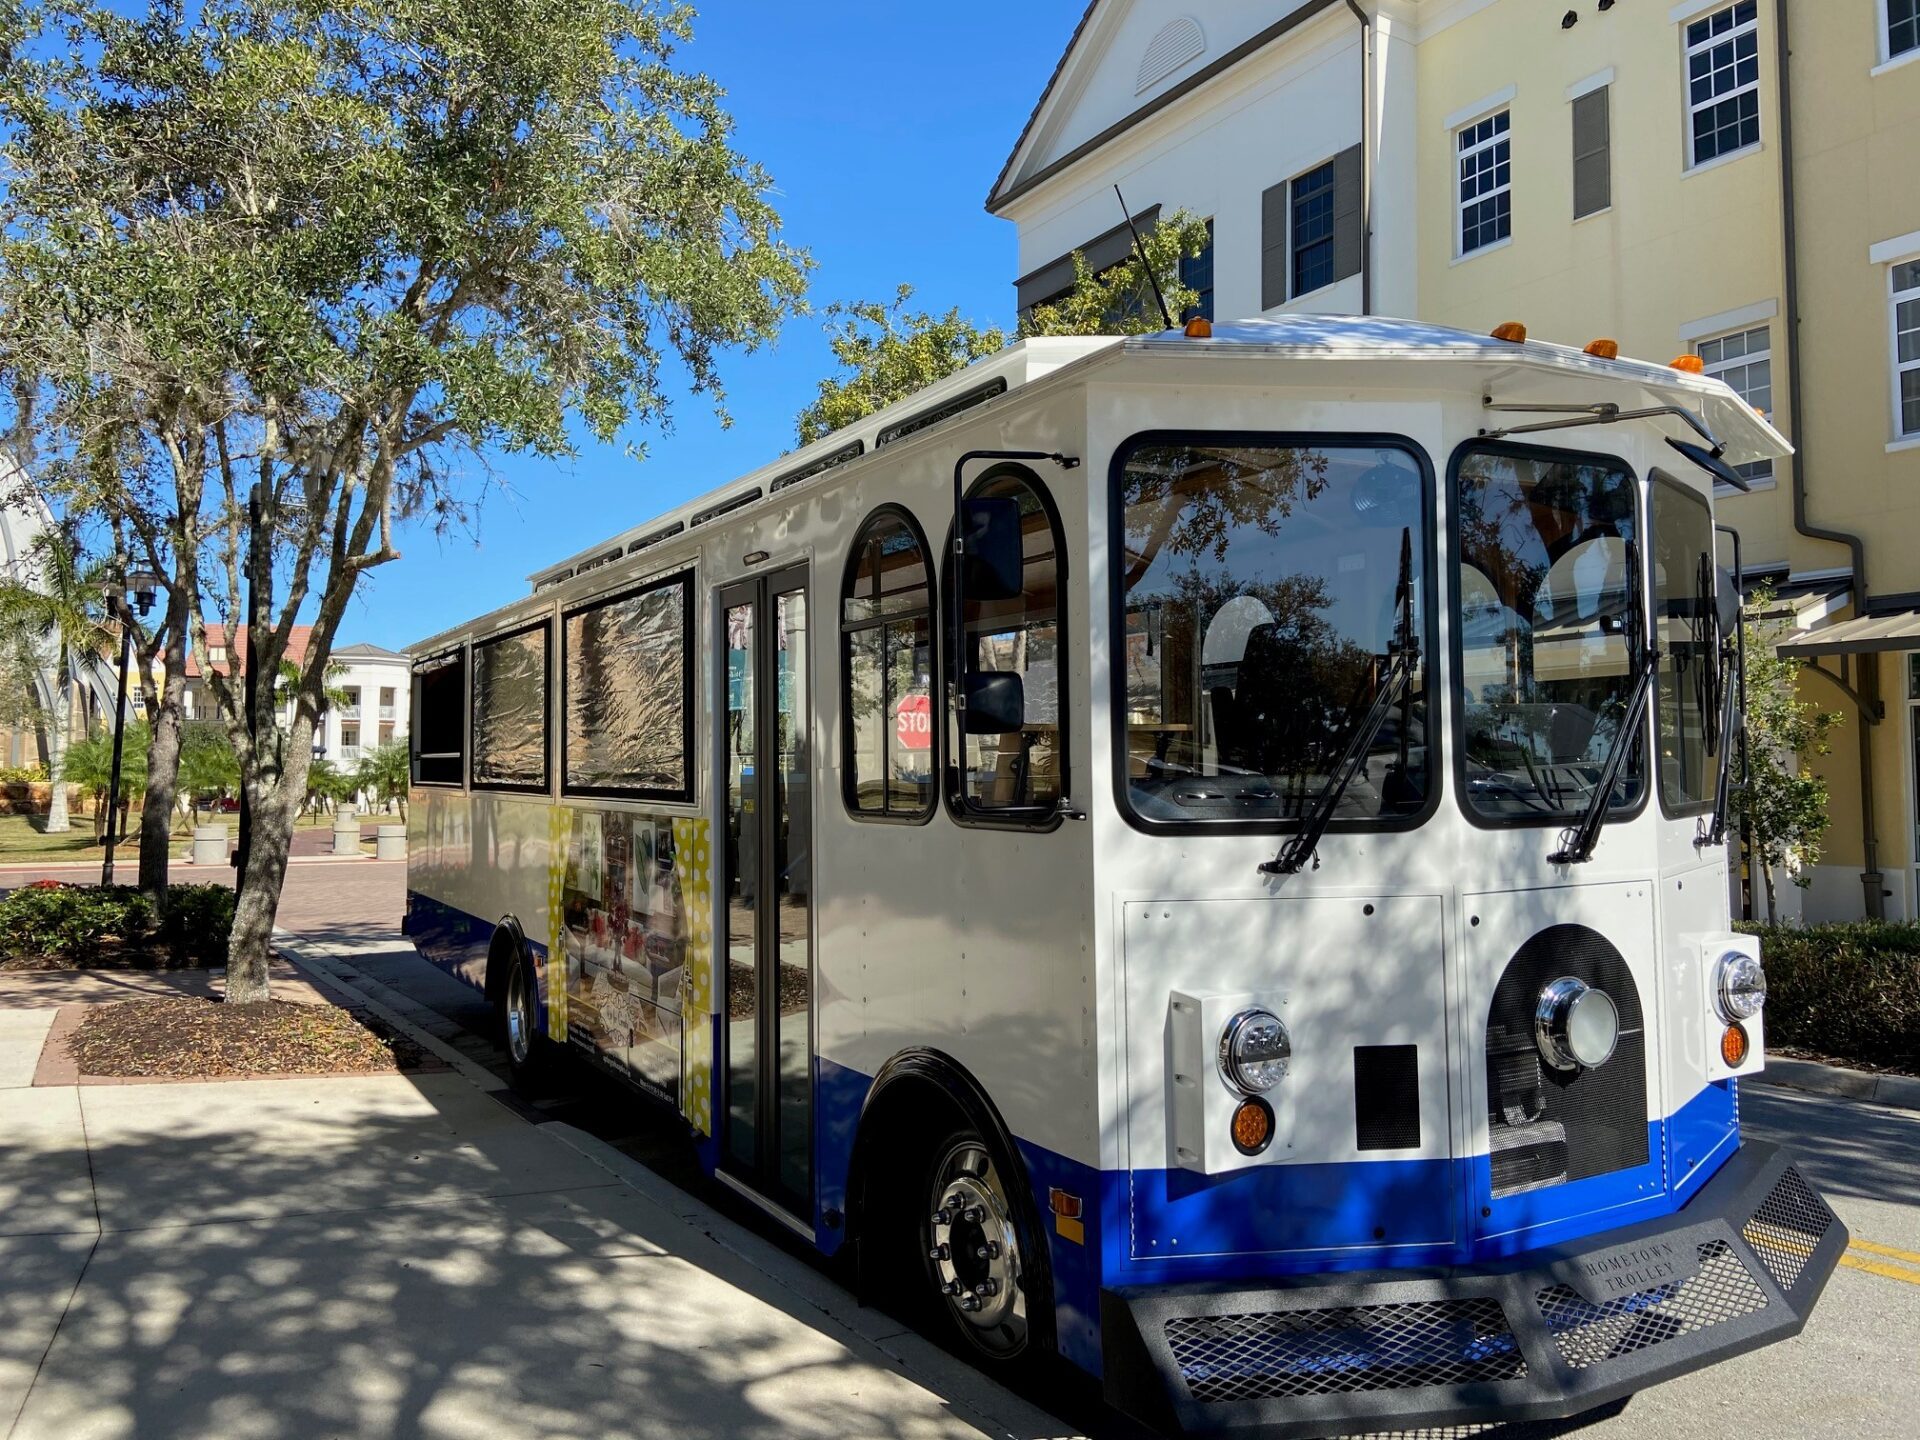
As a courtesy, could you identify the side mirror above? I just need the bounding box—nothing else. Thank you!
[964,671,1024,735]
[961,497,1024,603]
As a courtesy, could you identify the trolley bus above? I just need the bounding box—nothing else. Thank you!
[404,314,1843,1436]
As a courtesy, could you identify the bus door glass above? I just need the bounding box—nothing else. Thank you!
[717,565,814,1216]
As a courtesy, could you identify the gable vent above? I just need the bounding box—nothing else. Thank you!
[1136,17,1204,95]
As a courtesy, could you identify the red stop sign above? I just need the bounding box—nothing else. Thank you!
[895,693,932,751]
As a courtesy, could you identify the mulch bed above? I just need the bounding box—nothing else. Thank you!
[1774,1044,1919,1080]
[64,996,429,1079]
[1,943,203,973]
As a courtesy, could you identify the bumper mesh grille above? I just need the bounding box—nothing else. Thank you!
[1534,1240,1767,1369]
[1742,1164,1836,1294]
[1165,1298,1527,1404]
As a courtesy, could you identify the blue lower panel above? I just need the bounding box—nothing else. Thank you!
[404,890,548,1029]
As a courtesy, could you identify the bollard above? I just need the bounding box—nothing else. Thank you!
[191,824,228,866]
[332,807,361,857]
[375,823,407,861]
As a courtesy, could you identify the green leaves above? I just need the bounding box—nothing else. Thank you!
[795,285,1007,447]
[1739,584,1844,894]
[1021,209,1211,339]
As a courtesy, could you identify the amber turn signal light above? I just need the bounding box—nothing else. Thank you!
[1671,354,1706,374]
[1491,322,1528,343]
[1584,339,1620,360]
[1230,1097,1275,1156]
[1184,315,1214,338]
[1721,1022,1750,1068]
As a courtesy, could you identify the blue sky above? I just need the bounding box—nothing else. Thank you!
[345,3,1084,651]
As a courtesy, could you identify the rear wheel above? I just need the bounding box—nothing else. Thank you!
[497,946,549,1086]
[921,1130,1035,1362]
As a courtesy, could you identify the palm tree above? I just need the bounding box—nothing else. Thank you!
[0,530,112,833]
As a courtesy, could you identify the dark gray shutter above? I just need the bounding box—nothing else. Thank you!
[1331,143,1364,284]
[1015,206,1162,313]
[1261,180,1289,310]
[1573,87,1611,220]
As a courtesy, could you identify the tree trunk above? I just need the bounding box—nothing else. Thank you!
[226,720,315,1004]
[137,674,186,901]
[42,678,71,834]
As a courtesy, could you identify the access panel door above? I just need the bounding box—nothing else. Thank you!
[717,566,814,1218]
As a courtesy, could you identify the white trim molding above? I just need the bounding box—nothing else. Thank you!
[1444,84,1516,134]
[1669,0,1726,24]
[1567,68,1616,102]
[1680,297,1779,343]
[1870,229,1920,266]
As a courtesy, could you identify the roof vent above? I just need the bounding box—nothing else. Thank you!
[1137,16,1204,95]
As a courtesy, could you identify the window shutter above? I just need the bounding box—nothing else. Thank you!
[1261,180,1289,310]
[1331,144,1364,284]
[1573,87,1611,220]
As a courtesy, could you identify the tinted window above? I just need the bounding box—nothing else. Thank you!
[411,650,465,786]
[1654,477,1722,816]
[1117,440,1430,825]
[564,573,691,799]
[471,622,548,790]
[843,509,935,819]
[1455,448,1644,823]
[952,469,1064,815]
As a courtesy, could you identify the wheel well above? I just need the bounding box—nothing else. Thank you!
[484,919,527,1006]
[847,1049,1056,1352]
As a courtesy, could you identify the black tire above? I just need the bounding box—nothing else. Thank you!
[914,1125,1050,1368]
[496,944,551,1088]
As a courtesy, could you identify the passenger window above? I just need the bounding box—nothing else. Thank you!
[842,508,936,820]
[1653,476,1722,817]
[411,649,466,786]
[471,621,549,791]
[563,571,693,801]
[951,468,1065,817]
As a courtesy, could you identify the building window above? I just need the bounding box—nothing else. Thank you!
[1891,0,1920,62]
[1896,260,1920,439]
[1685,2,1760,168]
[1695,325,1774,484]
[1261,147,1363,307]
[842,507,936,821]
[1179,220,1214,322]
[1572,85,1612,219]
[1458,111,1512,255]
[1291,160,1337,297]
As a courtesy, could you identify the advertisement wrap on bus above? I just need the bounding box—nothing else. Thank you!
[404,315,1842,1438]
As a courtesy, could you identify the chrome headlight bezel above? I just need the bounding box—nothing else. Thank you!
[1217,1008,1291,1095]
[1716,952,1767,1022]
[1535,976,1620,1072]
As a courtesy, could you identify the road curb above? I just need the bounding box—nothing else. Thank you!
[1748,1055,1920,1113]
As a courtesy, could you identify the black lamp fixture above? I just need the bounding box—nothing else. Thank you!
[1562,9,1579,28]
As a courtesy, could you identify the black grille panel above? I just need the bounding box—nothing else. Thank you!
[1486,925,1649,1198]
[1742,1164,1836,1294]
[1165,1298,1526,1404]
[1535,1240,1766,1369]
[1356,1045,1422,1151]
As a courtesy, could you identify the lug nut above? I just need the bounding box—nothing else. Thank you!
[941,1280,963,1296]
[974,1242,1000,1260]
[974,1280,999,1298]
[959,1295,982,1312]
[928,1243,950,1261]
[961,1206,985,1224]
[930,1209,951,1228]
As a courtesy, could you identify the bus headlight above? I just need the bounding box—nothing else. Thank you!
[1717,953,1767,1021]
[1218,1008,1291,1094]
[1535,977,1619,1072]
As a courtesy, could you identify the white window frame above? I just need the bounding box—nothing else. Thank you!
[1895,258,1920,443]
[1693,324,1776,491]
[1881,0,1920,72]
[1683,2,1762,171]
[1455,108,1512,260]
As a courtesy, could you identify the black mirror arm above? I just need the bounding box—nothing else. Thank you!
[1700,641,1743,849]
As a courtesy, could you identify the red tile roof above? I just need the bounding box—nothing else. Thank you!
[185,625,315,679]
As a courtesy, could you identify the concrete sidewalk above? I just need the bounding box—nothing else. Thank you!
[0,967,1077,1439]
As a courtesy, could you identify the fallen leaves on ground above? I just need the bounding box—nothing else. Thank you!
[66,996,428,1078]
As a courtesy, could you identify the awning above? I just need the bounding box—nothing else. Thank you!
[1777,609,1920,658]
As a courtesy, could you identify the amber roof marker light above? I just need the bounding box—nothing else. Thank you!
[1491,322,1528,344]
[1671,354,1707,374]
[1584,339,1620,360]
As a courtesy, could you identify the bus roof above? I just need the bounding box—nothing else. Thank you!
[470,313,1787,637]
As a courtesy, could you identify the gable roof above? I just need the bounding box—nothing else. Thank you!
[986,0,1343,214]
[333,643,406,661]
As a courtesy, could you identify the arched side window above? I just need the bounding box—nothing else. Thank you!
[842,506,937,821]
[949,466,1067,821]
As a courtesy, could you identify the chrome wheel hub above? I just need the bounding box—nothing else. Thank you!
[925,1140,1026,1357]
[506,964,532,1066]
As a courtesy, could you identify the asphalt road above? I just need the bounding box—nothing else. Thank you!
[275,871,1918,1440]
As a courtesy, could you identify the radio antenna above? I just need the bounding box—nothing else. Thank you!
[1114,185,1175,330]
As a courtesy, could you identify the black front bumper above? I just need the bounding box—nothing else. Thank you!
[1101,1142,1844,1438]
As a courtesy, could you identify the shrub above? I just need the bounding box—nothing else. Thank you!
[157,884,235,964]
[1739,921,1920,1071]
[0,884,154,962]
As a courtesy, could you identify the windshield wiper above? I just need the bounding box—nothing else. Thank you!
[1550,540,1654,866]
[1263,529,1416,876]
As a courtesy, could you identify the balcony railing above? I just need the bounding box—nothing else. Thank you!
[338,705,362,721]
[378,705,396,720]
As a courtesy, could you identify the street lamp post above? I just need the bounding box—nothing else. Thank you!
[101,569,160,887]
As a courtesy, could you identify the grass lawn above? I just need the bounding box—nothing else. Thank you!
[0,811,105,864]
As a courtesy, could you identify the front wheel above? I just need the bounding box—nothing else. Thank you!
[922,1131,1037,1362]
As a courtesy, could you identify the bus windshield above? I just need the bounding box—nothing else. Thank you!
[1454,446,1645,823]
[1116,439,1431,827]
